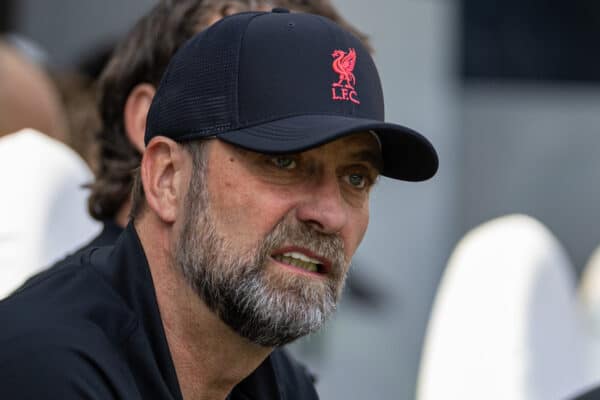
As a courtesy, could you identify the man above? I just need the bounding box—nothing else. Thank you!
[0,9,437,399]
[83,0,383,317]
[87,0,371,244]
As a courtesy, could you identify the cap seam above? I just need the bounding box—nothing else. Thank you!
[235,12,267,130]
[171,123,233,141]
[169,113,390,141]
[238,110,373,127]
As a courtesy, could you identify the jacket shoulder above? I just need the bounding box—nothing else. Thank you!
[0,324,139,399]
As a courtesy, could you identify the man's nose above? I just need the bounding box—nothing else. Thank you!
[295,176,348,235]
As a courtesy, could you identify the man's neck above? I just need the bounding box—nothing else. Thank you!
[135,217,271,400]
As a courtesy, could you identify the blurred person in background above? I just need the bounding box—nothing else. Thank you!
[0,9,437,399]
[50,42,115,169]
[0,39,100,297]
[0,40,67,140]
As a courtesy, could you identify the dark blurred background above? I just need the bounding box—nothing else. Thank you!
[463,0,600,82]
[1,1,16,33]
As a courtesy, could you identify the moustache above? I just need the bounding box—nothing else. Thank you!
[257,214,348,280]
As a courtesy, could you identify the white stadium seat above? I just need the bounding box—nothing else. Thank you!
[417,214,592,400]
[0,129,100,299]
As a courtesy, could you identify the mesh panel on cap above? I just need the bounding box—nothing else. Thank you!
[147,13,260,141]
[156,43,237,137]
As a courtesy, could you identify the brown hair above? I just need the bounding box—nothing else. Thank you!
[89,0,371,221]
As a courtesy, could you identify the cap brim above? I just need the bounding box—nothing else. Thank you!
[216,115,438,181]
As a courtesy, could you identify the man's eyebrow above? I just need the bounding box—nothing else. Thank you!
[348,149,384,172]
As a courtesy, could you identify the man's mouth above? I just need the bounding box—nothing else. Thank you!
[271,250,329,274]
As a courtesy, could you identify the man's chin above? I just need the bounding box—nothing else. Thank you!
[215,279,336,347]
[231,316,328,348]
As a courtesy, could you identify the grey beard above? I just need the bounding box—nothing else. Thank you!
[174,171,347,347]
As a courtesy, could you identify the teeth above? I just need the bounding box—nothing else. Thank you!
[283,251,321,264]
[273,253,321,273]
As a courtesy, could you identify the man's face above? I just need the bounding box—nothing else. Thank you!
[175,132,381,346]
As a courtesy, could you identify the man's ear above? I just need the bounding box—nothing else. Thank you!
[141,137,187,224]
[124,83,156,153]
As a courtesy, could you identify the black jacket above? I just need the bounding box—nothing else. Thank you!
[83,219,124,249]
[0,224,319,399]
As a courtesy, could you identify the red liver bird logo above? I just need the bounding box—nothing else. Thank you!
[332,48,357,88]
[331,48,360,104]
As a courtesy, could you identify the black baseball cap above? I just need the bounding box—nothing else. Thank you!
[146,9,438,181]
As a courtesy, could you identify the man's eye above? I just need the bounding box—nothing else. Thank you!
[346,173,367,189]
[270,156,297,170]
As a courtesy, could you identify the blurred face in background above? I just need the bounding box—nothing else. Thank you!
[0,41,67,141]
